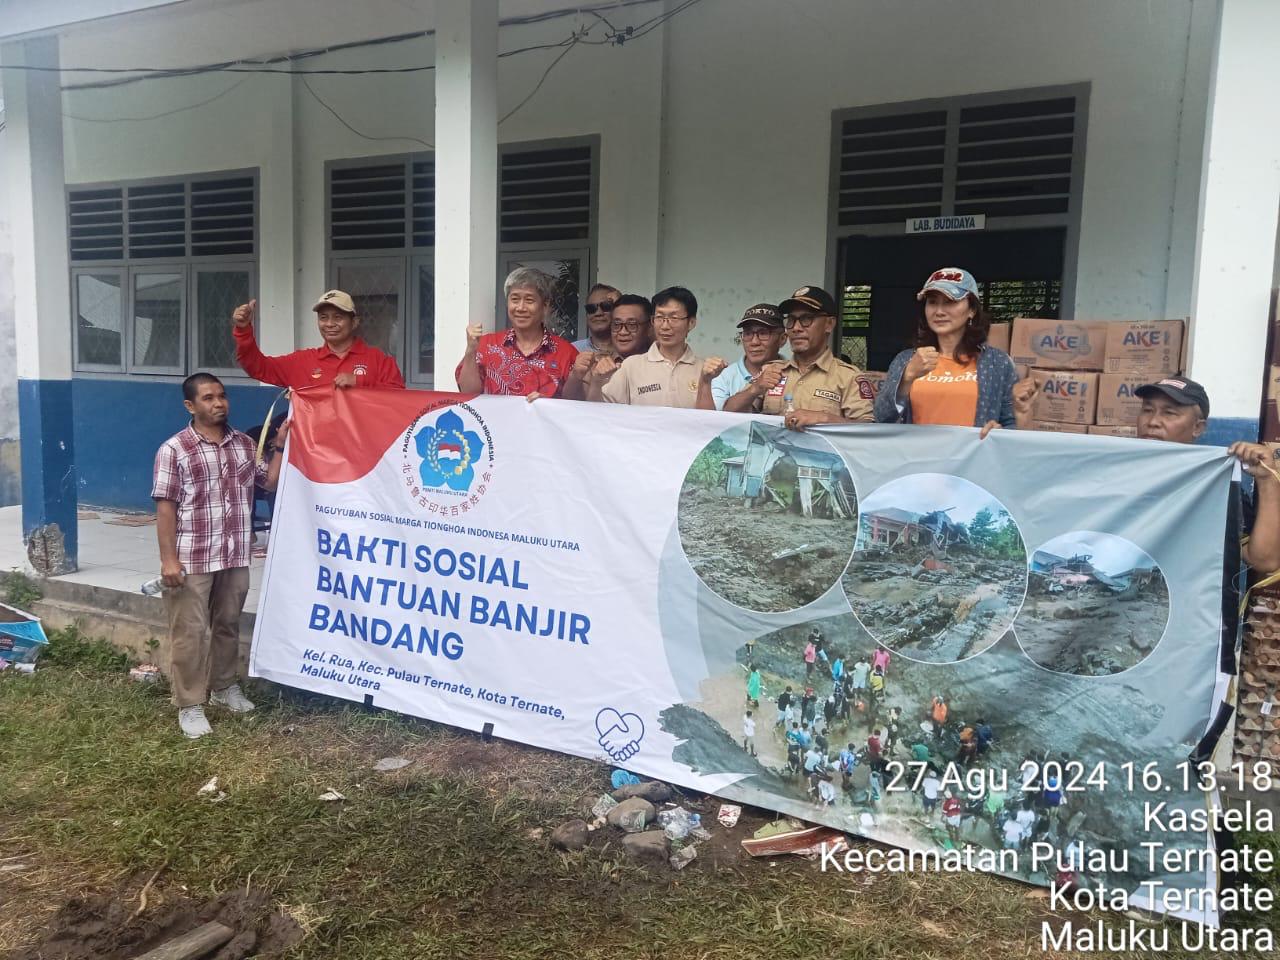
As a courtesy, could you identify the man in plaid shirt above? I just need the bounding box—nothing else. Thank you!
[152,373,287,739]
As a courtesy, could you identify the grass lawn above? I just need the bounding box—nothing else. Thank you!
[0,625,1274,959]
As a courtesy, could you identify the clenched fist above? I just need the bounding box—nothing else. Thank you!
[903,347,940,384]
[1012,376,1040,416]
[465,323,485,352]
[571,350,596,378]
[701,356,728,382]
[752,361,786,397]
[232,300,256,329]
[593,355,620,380]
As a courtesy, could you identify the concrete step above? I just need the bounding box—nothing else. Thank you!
[32,576,257,674]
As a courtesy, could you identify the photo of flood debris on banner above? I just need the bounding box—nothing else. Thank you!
[250,386,1237,924]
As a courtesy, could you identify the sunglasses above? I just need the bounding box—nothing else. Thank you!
[584,300,616,316]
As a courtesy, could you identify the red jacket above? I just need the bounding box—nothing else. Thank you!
[233,325,404,389]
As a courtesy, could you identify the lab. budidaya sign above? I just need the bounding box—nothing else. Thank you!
[906,214,986,233]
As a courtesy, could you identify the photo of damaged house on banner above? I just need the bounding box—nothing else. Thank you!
[252,390,1244,927]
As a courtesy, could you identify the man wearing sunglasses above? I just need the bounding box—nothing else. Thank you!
[762,286,873,429]
[698,303,787,412]
[572,283,621,353]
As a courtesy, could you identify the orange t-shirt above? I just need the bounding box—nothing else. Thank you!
[909,356,979,426]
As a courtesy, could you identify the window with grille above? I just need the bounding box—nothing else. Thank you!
[68,170,257,377]
[834,89,1084,229]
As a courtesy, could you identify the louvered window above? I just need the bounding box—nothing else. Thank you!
[68,170,258,377]
[837,111,946,226]
[834,90,1083,229]
[69,188,124,262]
[412,158,435,248]
[330,163,409,251]
[499,145,592,243]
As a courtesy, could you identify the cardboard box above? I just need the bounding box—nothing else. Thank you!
[1033,420,1089,434]
[1031,370,1099,425]
[855,371,886,402]
[1094,374,1146,426]
[987,322,1010,354]
[1010,318,1108,370]
[1103,320,1184,376]
[1088,424,1139,438]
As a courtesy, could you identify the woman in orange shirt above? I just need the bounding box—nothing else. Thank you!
[874,267,1035,431]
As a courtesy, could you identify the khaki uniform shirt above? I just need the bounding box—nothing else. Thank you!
[601,343,702,408]
[760,349,873,421]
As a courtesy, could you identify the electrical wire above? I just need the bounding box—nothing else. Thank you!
[499,37,579,125]
[300,76,433,150]
[63,77,249,122]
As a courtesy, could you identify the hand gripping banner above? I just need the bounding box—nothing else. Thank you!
[251,387,1238,924]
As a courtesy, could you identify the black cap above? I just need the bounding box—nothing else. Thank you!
[1134,376,1210,418]
[737,303,782,329]
[779,285,838,317]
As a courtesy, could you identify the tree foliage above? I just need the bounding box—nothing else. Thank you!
[686,437,741,490]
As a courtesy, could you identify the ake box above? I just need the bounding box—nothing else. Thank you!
[1088,424,1139,438]
[0,602,48,666]
[1010,318,1108,370]
[1032,420,1089,434]
[1031,370,1099,425]
[1103,320,1184,376]
[1095,374,1147,426]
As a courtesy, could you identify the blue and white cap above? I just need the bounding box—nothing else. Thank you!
[916,267,979,302]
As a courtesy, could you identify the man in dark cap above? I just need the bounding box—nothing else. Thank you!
[701,303,787,412]
[1135,376,1280,571]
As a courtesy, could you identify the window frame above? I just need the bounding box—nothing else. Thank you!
[71,266,127,374]
[189,261,258,379]
[824,83,1090,353]
[66,168,260,380]
[128,263,188,376]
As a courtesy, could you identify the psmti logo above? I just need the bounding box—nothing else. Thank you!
[400,403,496,517]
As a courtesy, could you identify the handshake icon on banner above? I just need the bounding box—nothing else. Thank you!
[595,707,645,763]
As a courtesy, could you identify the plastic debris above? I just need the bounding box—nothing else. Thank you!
[690,826,712,842]
[741,825,848,859]
[716,803,742,828]
[373,756,412,772]
[610,768,641,789]
[196,776,228,803]
[669,844,698,870]
[617,807,649,833]
[590,794,619,819]
[129,664,162,683]
[319,788,346,802]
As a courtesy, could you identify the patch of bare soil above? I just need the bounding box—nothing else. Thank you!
[1015,579,1170,676]
[843,547,1026,662]
[9,879,303,960]
[678,488,857,612]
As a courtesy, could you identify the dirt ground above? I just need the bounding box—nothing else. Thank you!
[678,487,857,612]
[9,882,303,960]
[843,548,1026,662]
[1016,579,1170,675]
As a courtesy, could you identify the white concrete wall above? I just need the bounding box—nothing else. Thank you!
[0,109,17,439]
[659,0,1215,359]
[51,0,1228,378]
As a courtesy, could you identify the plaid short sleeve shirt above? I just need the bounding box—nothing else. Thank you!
[151,423,267,573]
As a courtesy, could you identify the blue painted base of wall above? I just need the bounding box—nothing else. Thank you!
[72,378,279,511]
[18,378,78,565]
[1201,417,1259,447]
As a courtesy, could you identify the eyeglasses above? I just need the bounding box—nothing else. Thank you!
[611,319,647,332]
[783,312,827,330]
[653,313,689,326]
[738,328,780,343]
[585,300,616,316]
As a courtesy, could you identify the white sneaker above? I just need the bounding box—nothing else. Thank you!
[209,683,255,714]
[178,705,213,739]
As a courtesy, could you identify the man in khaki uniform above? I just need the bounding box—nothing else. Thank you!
[762,285,873,429]
[602,286,724,408]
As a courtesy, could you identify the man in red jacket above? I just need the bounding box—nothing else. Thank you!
[232,290,405,389]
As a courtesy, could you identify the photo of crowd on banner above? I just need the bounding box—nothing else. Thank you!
[153,261,1280,754]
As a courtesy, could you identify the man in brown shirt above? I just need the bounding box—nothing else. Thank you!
[601,287,725,409]
[763,285,873,429]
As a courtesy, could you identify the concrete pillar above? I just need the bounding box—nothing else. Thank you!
[433,0,498,390]
[1184,0,1280,425]
[2,36,78,573]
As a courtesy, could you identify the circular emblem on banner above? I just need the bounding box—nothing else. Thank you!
[399,401,496,516]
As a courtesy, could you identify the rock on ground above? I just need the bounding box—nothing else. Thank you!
[605,797,656,831]
[620,830,670,865]
[551,819,590,851]
[611,781,673,804]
